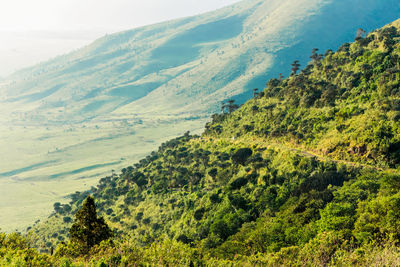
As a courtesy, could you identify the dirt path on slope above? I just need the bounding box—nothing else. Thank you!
[196,136,399,174]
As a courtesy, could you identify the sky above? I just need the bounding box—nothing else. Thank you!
[0,0,241,76]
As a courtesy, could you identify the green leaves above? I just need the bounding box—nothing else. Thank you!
[69,196,112,254]
[231,148,253,165]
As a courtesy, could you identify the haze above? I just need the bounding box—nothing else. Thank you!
[0,0,240,76]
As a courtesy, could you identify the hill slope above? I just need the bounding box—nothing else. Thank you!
[1,0,400,232]
[24,18,400,266]
[3,0,400,121]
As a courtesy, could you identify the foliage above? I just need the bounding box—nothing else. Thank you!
[69,196,112,254]
[13,19,400,266]
[205,23,400,169]
[0,233,52,266]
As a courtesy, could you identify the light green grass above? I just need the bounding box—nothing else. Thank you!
[0,116,206,232]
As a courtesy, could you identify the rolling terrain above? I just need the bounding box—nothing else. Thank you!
[12,18,400,266]
[1,0,400,231]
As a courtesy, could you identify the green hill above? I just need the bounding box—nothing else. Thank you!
[2,0,400,233]
[5,18,399,266]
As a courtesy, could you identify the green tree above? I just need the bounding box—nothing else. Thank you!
[69,195,112,253]
[291,60,300,75]
[356,28,366,39]
[227,99,239,113]
[310,48,322,63]
[53,202,62,214]
[231,148,253,165]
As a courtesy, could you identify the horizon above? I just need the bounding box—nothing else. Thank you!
[0,0,241,77]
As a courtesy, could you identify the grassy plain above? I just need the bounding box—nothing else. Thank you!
[0,114,206,232]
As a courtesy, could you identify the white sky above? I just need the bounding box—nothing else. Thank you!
[0,0,241,31]
[0,0,241,76]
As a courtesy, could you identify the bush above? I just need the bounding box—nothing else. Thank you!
[229,177,248,190]
[194,208,205,221]
[231,148,253,165]
[63,217,72,223]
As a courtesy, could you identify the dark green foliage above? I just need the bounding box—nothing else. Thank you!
[69,196,112,253]
[176,234,192,244]
[63,216,72,223]
[210,219,230,240]
[53,202,62,213]
[291,60,301,75]
[194,208,206,221]
[229,177,248,190]
[231,148,253,165]
[208,168,218,179]
[135,212,143,221]
[209,193,221,203]
[132,172,147,187]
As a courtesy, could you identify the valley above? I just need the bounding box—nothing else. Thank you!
[1,0,400,233]
[1,9,400,266]
[0,116,205,231]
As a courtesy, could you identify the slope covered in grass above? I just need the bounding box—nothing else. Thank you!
[14,19,400,266]
[2,0,400,232]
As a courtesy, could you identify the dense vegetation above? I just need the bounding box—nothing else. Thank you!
[207,24,400,169]
[2,20,400,266]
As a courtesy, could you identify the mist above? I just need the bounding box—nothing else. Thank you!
[0,0,240,76]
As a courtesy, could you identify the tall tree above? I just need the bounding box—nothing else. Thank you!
[253,88,259,98]
[310,48,323,63]
[227,99,239,113]
[291,60,301,75]
[221,101,227,114]
[69,195,112,253]
[356,28,366,39]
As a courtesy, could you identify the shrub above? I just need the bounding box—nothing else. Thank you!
[231,148,253,165]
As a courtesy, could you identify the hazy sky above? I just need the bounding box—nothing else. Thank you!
[0,0,241,76]
[0,0,241,31]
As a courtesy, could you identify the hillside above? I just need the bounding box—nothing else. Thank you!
[3,0,400,120]
[12,18,400,266]
[1,0,400,233]
[2,0,400,120]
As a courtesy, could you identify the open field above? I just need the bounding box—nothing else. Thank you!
[0,114,206,232]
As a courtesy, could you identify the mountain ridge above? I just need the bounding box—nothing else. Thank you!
[4,0,400,122]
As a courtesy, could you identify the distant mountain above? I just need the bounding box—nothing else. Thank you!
[1,0,400,232]
[2,0,400,122]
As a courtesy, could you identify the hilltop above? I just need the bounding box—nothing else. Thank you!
[10,18,400,266]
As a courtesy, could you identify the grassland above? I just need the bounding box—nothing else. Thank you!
[0,114,206,231]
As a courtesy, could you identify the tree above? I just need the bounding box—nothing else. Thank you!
[310,48,323,63]
[208,168,218,179]
[291,60,300,75]
[63,204,72,214]
[69,195,112,253]
[227,99,239,113]
[53,202,62,214]
[132,172,147,187]
[221,101,227,114]
[231,148,253,165]
[356,28,366,39]
[253,88,259,98]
